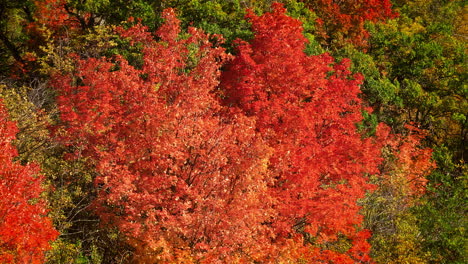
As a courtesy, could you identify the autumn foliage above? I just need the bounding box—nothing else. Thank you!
[0,100,58,263]
[0,0,443,262]
[304,0,397,48]
[54,9,276,262]
[51,4,409,262]
[221,4,385,261]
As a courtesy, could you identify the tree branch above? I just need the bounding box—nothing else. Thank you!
[0,30,24,64]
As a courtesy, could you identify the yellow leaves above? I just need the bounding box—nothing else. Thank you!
[381,19,400,34]
[77,25,118,55]
[33,24,118,76]
[37,40,75,75]
[0,85,52,164]
[400,17,426,36]
[153,82,161,92]
[453,5,468,41]
[379,217,430,264]
[46,239,83,263]
[369,212,430,264]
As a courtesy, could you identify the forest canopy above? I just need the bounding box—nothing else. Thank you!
[0,0,465,263]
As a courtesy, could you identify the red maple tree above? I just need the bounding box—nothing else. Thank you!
[303,0,397,48]
[0,99,58,264]
[380,124,435,198]
[52,4,433,263]
[54,9,275,262]
[221,3,386,261]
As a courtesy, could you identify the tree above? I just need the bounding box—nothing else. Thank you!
[0,98,58,263]
[220,3,388,261]
[363,125,435,263]
[0,1,447,262]
[54,9,275,262]
[365,1,467,261]
[301,0,397,49]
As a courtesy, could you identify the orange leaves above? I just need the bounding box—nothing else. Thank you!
[304,0,398,48]
[33,0,72,30]
[394,126,435,196]
[220,4,383,261]
[0,100,58,263]
[157,8,182,45]
[27,0,81,38]
[51,4,434,263]
[54,10,274,262]
[380,124,436,198]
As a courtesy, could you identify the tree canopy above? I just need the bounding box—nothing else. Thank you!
[0,0,465,263]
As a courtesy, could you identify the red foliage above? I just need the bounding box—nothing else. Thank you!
[26,0,81,40]
[221,3,385,261]
[32,0,73,30]
[379,124,436,199]
[303,0,397,48]
[53,4,433,262]
[0,100,58,263]
[54,9,275,262]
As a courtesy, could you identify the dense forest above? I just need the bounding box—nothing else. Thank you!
[0,0,466,263]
